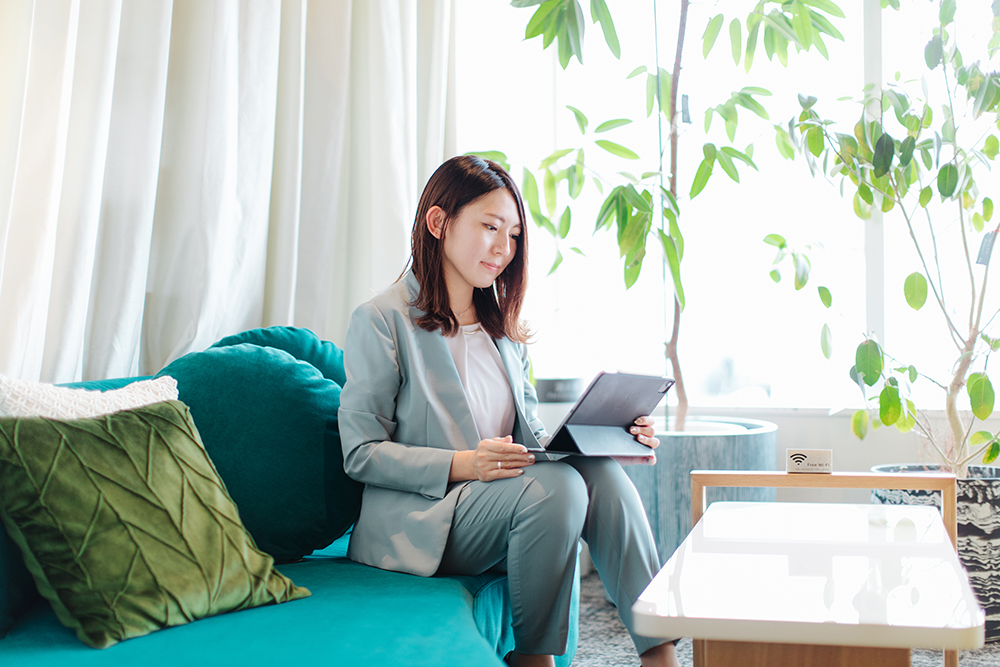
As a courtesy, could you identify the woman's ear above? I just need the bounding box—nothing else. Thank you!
[426,206,446,239]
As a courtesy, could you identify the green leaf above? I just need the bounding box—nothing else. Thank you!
[539,148,574,169]
[937,163,959,197]
[626,65,647,79]
[985,135,999,159]
[646,73,656,117]
[873,133,894,178]
[770,269,781,283]
[898,136,915,167]
[925,35,943,69]
[468,151,510,172]
[792,1,814,50]
[744,18,760,72]
[985,441,1000,465]
[703,14,724,58]
[558,207,571,239]
[525,1,560,39]
[775,125,796,159]
[903,272,927,310]
[545,168,561,216]
[763,233,786,247]
[879,384,901,426]
[820,323,833,359]
[548,249,563,275]
[567,105,588,134]
[522,168,542,216]
[801,0,846,19]
[818,286,832,308]
[594,190,619,231]
[665,208,683,261]
[716,149,739,182]
[565,0,585,65]
[595,118,632,133]
[851,409,869,439]
[657,230,685,310]
[702,143,717,164]
[856,339,883,387]
[690,159,714,198]
[940,0,956,25]
[657,68,672,120]
[858,182,873,205]
[908,365,917,383]
[622,184,653,213]
[729,18,742,65]
[895,399,916,433]
[595,140,639,160]
[793,253,810,290]
[590,0,620,59]
[807,125,824,157]
[919,185,933,207]
[971,430,994,447]
[985,198,994,222]
[968,373,996,420]
[973,213,986,233]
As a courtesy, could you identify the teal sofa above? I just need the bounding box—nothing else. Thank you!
[0,327,577,666]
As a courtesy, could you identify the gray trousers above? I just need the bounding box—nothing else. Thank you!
[436,457,671,657]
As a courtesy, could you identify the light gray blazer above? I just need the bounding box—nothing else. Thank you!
[338,272,547,576]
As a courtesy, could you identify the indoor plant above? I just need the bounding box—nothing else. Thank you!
[508,0,846,429]
[762,0,1000,639]
[501,0,848,559]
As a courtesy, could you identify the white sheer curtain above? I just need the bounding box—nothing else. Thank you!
[0,0,456,382]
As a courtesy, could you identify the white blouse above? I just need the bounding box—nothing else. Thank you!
[444,323,517,441]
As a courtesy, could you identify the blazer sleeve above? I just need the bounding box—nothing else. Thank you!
[338,302,455,499]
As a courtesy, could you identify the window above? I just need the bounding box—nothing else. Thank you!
[453,0,989,411]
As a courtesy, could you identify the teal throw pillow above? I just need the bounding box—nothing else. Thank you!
[211,326,346,386]
[155,340,361,563]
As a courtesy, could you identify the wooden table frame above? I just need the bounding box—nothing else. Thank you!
[689,470,959,667]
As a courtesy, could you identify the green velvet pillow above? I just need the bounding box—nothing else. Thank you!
[155,340,362,563]
[0,400,309,649]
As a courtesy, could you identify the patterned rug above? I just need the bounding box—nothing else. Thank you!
[576,571,1000,666]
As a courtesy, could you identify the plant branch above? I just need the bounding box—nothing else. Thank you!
[664,0,690,430]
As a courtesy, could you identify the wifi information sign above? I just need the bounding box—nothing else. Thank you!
[785,448,833,473]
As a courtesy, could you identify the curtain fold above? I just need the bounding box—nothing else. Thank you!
[0,0,456,382]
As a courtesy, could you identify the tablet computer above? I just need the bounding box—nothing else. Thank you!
[529,372,674,457]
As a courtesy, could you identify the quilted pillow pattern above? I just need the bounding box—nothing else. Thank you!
[0,400,309,648]
[0,374,178,419]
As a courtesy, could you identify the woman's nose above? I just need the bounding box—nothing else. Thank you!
[493,236,510,256]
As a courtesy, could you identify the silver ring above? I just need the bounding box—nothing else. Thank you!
[497,460,502,470]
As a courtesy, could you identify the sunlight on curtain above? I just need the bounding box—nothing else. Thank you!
[0,0,454,382]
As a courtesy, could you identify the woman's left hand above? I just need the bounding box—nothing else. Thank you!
[629,416,659,450]
[614,416,659,467]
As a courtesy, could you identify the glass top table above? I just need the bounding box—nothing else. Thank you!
[632,501,985,654]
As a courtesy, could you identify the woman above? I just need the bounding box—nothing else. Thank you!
[339,156,679,667]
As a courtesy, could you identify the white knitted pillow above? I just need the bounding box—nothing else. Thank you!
[0,375,179,419]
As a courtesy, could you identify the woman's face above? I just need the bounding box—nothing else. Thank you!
[430,188,521,296]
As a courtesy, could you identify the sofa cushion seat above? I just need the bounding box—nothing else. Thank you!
[0,557,505,667]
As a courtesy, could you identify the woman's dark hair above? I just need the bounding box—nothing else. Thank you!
[406,155,530,342]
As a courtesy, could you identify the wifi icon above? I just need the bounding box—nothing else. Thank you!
[789,452,808,465]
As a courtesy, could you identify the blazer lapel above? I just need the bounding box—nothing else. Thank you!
[403,273,481,450]
[494,336,542,449]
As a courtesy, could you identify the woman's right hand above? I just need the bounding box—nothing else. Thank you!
[449,436,536,482]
